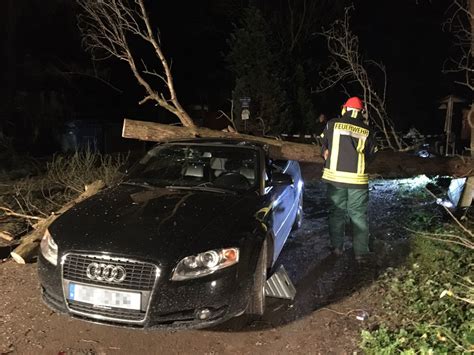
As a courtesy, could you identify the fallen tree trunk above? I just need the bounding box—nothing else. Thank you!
[367,151,473,178]
[10,180,105,264]
[122,118,323,163]
[122,119,474,177]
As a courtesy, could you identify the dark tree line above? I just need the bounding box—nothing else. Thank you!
[226,1,345,135]
[0,0,459,153]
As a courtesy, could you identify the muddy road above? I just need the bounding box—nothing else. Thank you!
[0,165,415,354]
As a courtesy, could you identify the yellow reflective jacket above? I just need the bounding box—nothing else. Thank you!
[320,111,376,189]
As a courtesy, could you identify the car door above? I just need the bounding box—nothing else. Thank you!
[269,160,297,259]
[285,160,303,219]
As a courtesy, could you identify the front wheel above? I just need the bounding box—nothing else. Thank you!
[246,239,267,315]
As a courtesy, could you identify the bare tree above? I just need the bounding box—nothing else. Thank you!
[444,0,474,92]
[443,0,474,207]
[316,6,404,151]
[76,0,195,128]
[284,0,342,54]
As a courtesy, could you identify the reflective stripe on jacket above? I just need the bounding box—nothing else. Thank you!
[320,111,375,189]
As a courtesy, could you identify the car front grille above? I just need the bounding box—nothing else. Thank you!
[62,253,159,324]
[62,253,157,290]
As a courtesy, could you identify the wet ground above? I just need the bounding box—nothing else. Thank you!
[0,164,416,354]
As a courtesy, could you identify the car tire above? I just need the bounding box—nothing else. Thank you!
[292,194,303,230]
[246,238,267,316]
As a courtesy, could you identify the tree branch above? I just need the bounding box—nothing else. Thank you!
[76,0,195,128]
[317,6,403,150]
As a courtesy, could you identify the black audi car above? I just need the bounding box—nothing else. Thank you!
[38,139,303,328]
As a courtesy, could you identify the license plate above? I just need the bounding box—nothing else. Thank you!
[68,283,141,310]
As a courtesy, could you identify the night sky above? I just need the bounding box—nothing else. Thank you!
[354,1,460,132]
[0,0,470,153]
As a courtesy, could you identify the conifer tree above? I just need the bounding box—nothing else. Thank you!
[226,7,290,135]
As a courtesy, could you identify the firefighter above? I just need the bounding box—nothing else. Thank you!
[320,97,376,263]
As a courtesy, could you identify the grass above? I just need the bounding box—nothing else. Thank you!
[360,178,474,354]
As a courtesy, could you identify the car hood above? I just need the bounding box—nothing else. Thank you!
[50,184,260,263]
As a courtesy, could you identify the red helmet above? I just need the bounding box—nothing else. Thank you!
[343,97,364,110]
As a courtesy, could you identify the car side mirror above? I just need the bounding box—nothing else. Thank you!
[271,172,293,186]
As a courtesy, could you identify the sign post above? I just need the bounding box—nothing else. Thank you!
[240,97,251,133]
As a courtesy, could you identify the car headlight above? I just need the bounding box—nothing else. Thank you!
[40,229,58,266]
[171,248,239,281]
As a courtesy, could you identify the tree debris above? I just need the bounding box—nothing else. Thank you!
[0,231,13,242]
[9,180,105,264]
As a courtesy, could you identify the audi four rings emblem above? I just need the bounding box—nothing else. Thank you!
[86,262,126,283]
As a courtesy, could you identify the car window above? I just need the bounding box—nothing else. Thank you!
[128,144,259,192]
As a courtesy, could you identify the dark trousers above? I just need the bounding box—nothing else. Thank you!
[326,183,370,256]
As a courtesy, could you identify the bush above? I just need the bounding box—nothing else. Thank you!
[8,149,128,220]
[360,205,474,353]
[46,148,128,195]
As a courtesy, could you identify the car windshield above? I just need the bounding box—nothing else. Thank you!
[126,143,259,192]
